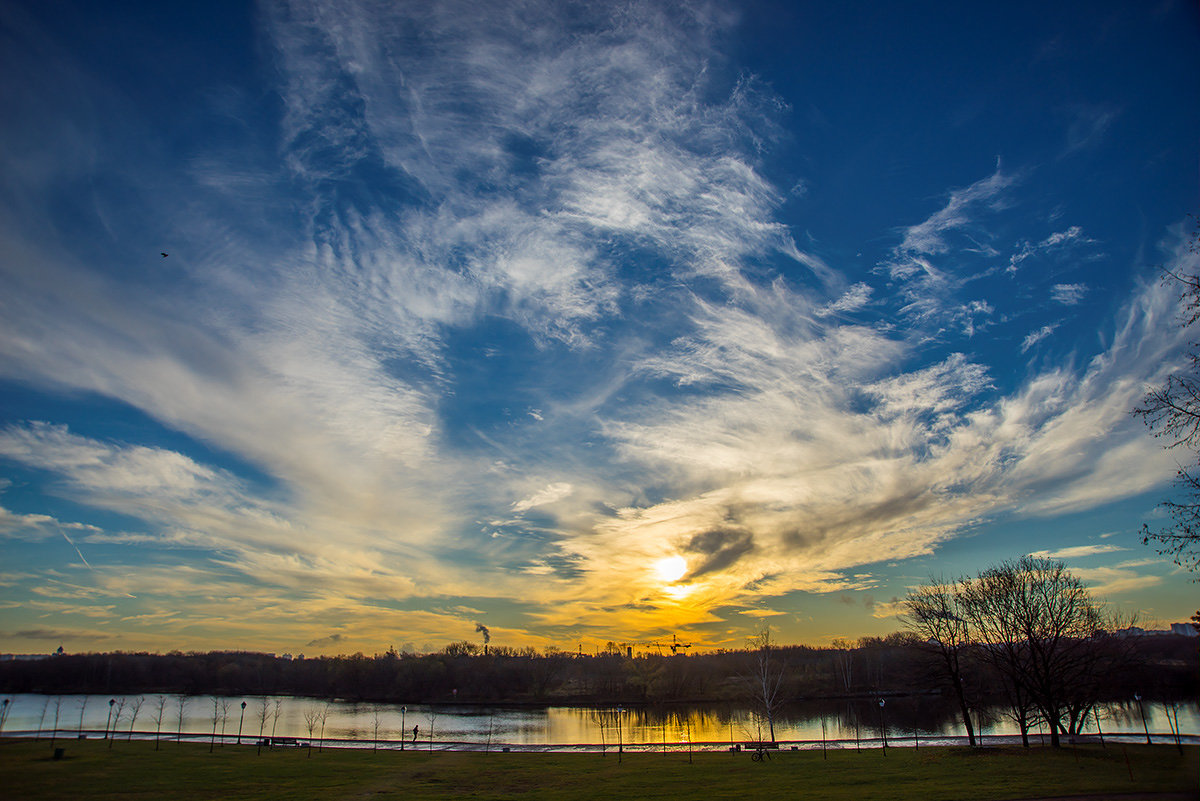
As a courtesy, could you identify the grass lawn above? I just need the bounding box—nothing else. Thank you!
[1,738,1195,800]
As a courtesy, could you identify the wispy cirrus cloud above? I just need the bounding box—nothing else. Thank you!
[1021,323,1058,353]
[1027,544,1128,559]
[1052,283,1087,305]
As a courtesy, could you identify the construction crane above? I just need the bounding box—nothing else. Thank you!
[668,634,692,654]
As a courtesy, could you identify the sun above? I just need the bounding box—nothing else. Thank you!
[653,555,688,583]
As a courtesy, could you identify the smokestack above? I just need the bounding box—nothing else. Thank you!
[475,623,490,655]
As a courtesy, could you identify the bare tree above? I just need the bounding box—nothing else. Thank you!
[75,696,89,738]
[126,696,144,741]
[317,703,329,751]
[830,638,854,694]
[35,697,48,740]
[0,697,13,737]
[903,579,977,746]
[958,556,1110,748]
[108,697,128,750]
[175,695,189,745]
[303,705,321,757]
[1135,219,1200,571]
[209,697,222,752]
[219,698,231,745]
[270,697,283,740]
[48,696,63,751]
[746,625,785,745]
[371,705,382,752]
[152,696,168,750]
[256,697,270,755]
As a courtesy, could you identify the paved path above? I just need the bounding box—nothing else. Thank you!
[1011,794,1196,801]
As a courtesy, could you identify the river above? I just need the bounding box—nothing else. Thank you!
[2,693,1195,751]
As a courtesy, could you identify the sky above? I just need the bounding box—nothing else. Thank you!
[1,0,1198,657]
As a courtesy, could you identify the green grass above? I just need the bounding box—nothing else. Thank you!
[1,738,1195,800]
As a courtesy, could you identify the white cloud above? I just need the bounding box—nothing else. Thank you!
[1021,324,1058,353]
[1027,544,1127,559]
[818,282,873,316]
[1052,283,1087,305]
[512,482,575,513]
[1009,226,1094,273]
[1071,565,1162,596]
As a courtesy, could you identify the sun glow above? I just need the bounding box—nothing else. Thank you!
[653,555,688,583]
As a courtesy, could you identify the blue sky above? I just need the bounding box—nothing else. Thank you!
[1,0,1197,655]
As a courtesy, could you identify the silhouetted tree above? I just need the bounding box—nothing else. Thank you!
[958,557,1112,748]
[903,579,977,746]
[1136,219,1200,571]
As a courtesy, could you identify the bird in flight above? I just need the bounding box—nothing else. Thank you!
[161,252,169,258]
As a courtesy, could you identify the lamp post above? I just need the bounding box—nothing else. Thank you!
[616,707,623,764]
[237,701,246,744]
[878,699,887,752]
[104,699,115,740]
[401,707,406,751]
[1134,694,1151,745]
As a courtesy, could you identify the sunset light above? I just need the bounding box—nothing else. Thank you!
[0,0,1197,658]
[654,556,689,584]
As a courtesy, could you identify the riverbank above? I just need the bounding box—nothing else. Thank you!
[1,738,1194,800]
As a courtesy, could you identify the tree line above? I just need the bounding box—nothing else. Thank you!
[2,575,1193,725]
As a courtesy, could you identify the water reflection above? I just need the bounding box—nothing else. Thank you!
[2,693,1196,749]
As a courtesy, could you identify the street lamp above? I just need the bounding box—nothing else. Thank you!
[104,699,115,740]
[237,701,246,744]
[401,706,407,751]
[878,699,888,752]
[616,707,623,764]
[1134,694,1151,745]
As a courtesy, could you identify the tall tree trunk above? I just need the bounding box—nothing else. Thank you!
[953,677,976,747]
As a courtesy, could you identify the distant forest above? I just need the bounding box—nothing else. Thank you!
[1,633,1194,706]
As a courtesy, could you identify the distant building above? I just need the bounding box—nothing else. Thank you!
[0,653,51,661]
[1116,624,1198,638]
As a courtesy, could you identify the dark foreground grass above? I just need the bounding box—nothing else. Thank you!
[1,738,1195,800]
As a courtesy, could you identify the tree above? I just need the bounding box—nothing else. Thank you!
[75,696,88,738]
[902,579,977,747]
[108,697,127,749]
[175,695,189,745]
[126,695,144,741]
[371,704,383,752]
[152,696,168,751]
[209,697,221,753]
[317,703,329,751]
[255,697,270,755]
[0,697,11,737]
[745,625,785,745]
[302,705,320,757]
[829,638,854,694]
[218,698,231,745]
[1136,219,1200,571]
[957,556,1111,748]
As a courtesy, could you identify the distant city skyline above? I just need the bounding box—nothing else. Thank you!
[1,0,1198,656]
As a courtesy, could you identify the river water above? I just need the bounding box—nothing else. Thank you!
[2,693,1195,751]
